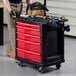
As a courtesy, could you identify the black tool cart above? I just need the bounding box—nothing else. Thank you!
[15,0,70,73]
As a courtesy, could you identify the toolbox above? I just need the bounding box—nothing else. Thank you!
[15,0,70,73]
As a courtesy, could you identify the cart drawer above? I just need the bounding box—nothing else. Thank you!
[16,25,40,36]
[25,51,41,63]
[17,32,40,43]
[17,48,41,63]
[16,22,40,29]
[17,39,41,53]
[17,48,26,59]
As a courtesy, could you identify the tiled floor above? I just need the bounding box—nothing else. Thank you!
[0,26,76,76]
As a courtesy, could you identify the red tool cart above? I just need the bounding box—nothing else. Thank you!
[15,0,70,73]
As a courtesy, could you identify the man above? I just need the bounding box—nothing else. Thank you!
[3,0,32,58]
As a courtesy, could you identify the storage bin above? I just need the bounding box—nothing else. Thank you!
[17,39,41,53]
[16,22,40,29]
[16,25,40,36]
[17,32,40,43]
[17,48,41,63]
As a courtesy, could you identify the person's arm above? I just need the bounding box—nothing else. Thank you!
[3,0,11,12]
[26,0,32,4]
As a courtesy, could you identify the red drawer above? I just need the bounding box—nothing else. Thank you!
[17,39,41,53]
[17,48,41,63]
[16,25,40,36]
[25,51,41,63]
[17,48,26,59]
[17,32,40,43]
[16,22,40,29]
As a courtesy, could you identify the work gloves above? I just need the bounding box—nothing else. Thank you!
[9,10,16,20]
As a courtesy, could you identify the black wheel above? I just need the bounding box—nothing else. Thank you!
[38,67,44,73]
[35,66,38,69]
[56,64,61,69]
[18,61,26,67]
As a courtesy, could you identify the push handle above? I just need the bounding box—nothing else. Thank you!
[44,0,46,6]
[44,0,47,16]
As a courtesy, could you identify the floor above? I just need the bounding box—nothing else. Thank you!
[0,26,76,76]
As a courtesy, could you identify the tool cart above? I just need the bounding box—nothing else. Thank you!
[15,0,70,73]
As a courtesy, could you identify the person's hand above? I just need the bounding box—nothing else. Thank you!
[8,8,11,13]
[26,0,32,4]
[9,10,16,20]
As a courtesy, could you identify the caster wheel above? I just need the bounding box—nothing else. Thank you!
[38,67,44,73]
[18,62,26,67]
[56,64,61,69]
[35,66,38,69]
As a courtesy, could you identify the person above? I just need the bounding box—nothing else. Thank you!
[3,0,32,58]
